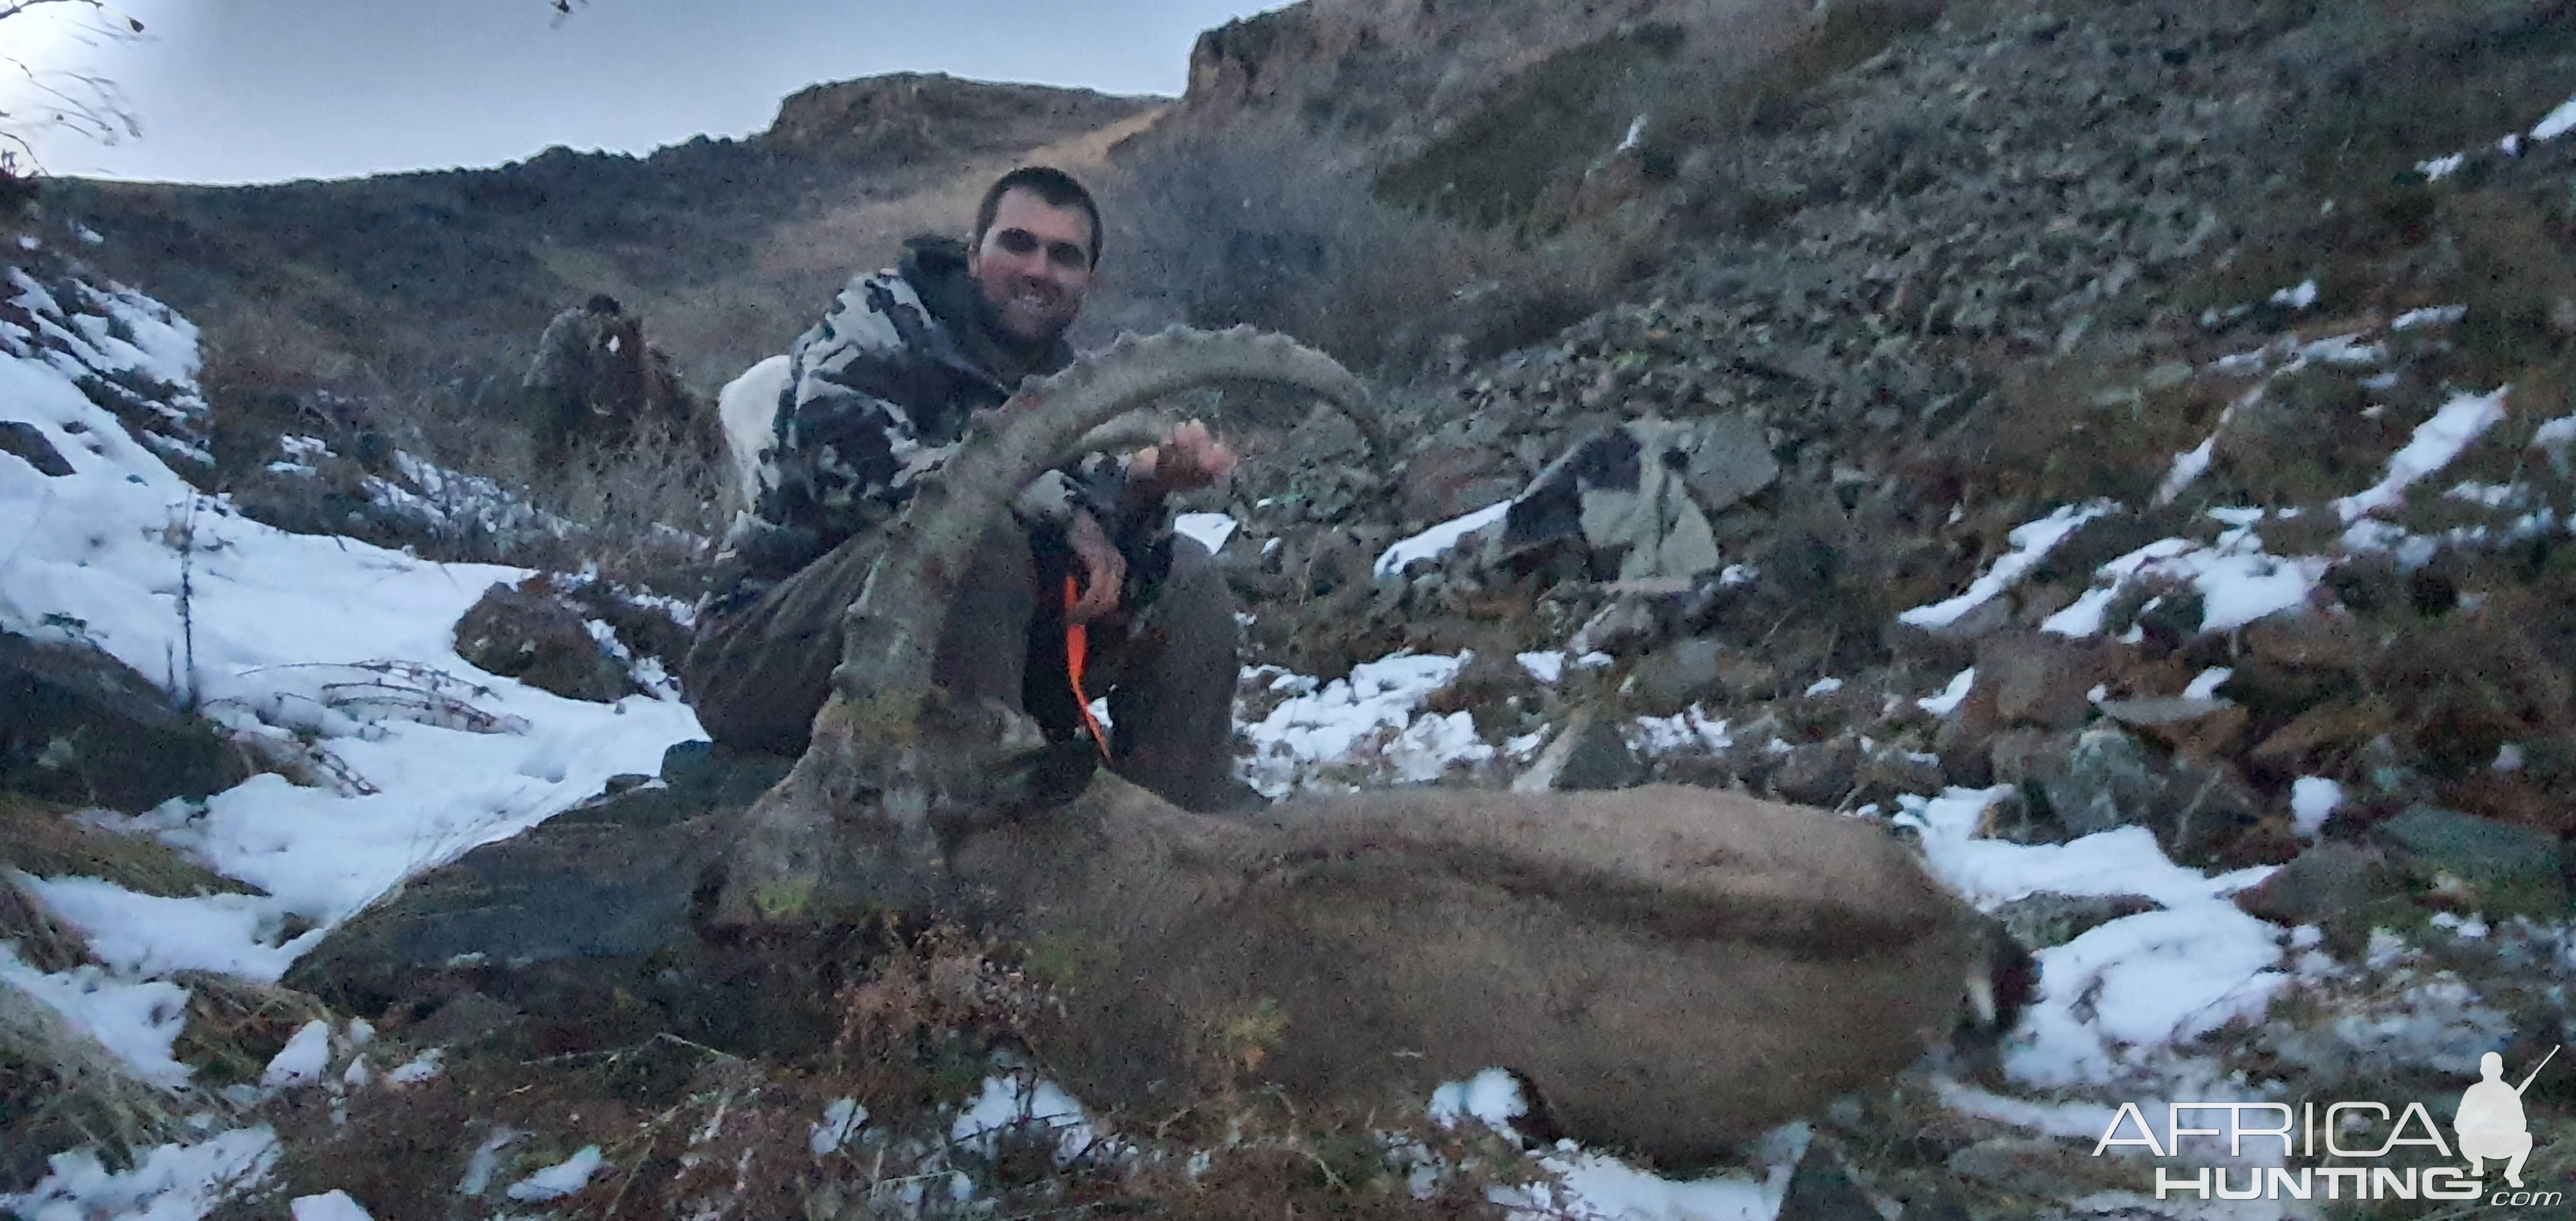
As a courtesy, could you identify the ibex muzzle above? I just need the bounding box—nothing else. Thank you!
[711,326,2012,1165]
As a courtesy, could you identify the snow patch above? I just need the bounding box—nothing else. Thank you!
[1172,511,1238,553]
[1898,501,2116,629]
[1919,666,1977,717]
[2334,386,2511,522]
[1897,788,2288,1089]
[2290,778,2342,839]
[0,944,192,1089]
[2532,92,2576,141]
[290,1189,375,1220]
[0,1127,280,1219]
[261,1019,334,1090]
[1240,654,1488,797]
[1374,500,1509,578]
[952,1075,1101,1166]
[506,1146,605,1202]
[811,1098,869,1157]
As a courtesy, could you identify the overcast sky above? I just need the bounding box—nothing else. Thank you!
[3,0,1279,185]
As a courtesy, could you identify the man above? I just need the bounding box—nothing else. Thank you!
[524,294,625,455]
[683,166,1247,812]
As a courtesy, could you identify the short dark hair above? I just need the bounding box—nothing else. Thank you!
[585,294,622,315]
[972,166,1102,268]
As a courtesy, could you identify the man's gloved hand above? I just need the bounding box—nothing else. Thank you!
[1065,508,1126,624]
[1128,419,1237,497]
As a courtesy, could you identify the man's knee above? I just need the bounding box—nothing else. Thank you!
[1156,536,1239,647]
[682,612,810,756]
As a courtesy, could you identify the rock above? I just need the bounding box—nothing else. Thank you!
[2373,807,2567,915]
[2128,588,2206,653]
[1680,413,1780,512]
[1566,594,1665,656]
[1710,651,1785,703]
[2034,726,2264,862]
[1973,630,2105,729]
[405,988,522,1045]
[655,740,792,804]
[2233,843,2395,927]
[1771,737,1860,806]
[1631,637,1726,714]
[1988,727,2073,788]
[452,578,633,703]
[284,745,794,1040]
[0,628,248,812]
[1775,1139,1879,1221]
[0,421,74,477]
[2125,702,2249,763]
[1513,706,1644,792]
[2042,727,2164,836]
[1931,712,1995,787]
[2240,610,2371,669]
[2250,697,2393,764]
[560,580,693,677]
[2095,695,2233,727]
[1397,442,1518,523]
[1915,594,2014,644]
[1855,749,1947,802]
[1992,891,2161,949]
[2160,760,2269,866]
[1886,620,1977,675]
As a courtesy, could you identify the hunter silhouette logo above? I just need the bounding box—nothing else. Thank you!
[2094,1045,2564,1206]
[2458,1047,2554,1189]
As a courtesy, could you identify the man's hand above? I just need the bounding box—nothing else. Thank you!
[1064,508,1126,624]
[1128,419,1237,498]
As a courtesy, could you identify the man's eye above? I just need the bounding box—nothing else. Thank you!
[997,230,1039,254]
[1047,243,1088,270]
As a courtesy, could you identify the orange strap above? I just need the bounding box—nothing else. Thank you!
[1064,575,1112,764]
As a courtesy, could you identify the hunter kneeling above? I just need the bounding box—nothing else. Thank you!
[685,167,1250,812]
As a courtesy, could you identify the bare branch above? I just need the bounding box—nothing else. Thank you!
[0,0,144,173]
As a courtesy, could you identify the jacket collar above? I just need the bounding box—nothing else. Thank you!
[898,235,1074,390]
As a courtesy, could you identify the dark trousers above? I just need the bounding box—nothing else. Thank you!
[681,524,1242,812]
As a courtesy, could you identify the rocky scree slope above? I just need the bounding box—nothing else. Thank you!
[1220,0,2576,863]
[1190,0,2576,1196]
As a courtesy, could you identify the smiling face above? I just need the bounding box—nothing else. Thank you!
[968,187,1096,345]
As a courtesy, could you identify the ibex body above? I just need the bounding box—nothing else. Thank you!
[956,777,1989,1165]
[712,325,2015,1165]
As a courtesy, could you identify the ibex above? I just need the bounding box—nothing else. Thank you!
[709,326,2020,1166]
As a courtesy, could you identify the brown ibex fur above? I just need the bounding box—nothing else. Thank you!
[710,325,2005,1166]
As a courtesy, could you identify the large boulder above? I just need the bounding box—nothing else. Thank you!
[283,742,791,1044]
[0,628,247,812]
[452,576,638,703]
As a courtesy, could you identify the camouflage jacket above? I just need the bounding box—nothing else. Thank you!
[708,236,1163,613]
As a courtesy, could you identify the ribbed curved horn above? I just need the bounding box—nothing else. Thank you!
[833,325,1368,731]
